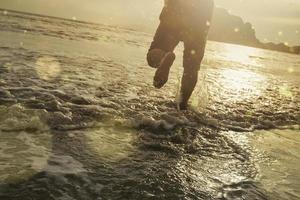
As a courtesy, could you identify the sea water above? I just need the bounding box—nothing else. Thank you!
[0,10,299,200]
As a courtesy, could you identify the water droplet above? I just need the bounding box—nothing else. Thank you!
[3,10,8,15]
[288,67,294,73]
[234,28,239,33]
[35,56,61,80]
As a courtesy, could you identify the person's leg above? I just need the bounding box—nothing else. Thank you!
[179,67,200,110]
[147,22,179,88]
[153,51,176,88]
[147,49,166,69]
[147,22,179,68]
[179,34,207,110]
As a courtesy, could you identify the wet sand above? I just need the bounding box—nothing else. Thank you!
[0,10,300,200]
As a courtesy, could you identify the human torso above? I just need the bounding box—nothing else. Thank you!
[160,0,214,29]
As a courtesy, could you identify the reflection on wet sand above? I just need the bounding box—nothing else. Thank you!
[223,43,262,66]
[0,10,299,200]
[218,69,266,100]
[251,129,300,200]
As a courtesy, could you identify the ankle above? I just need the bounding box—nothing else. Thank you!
[178,101,188,110]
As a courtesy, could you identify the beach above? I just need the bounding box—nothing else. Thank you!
[0,10,300,200]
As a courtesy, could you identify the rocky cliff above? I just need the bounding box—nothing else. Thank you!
[209,8,299,54]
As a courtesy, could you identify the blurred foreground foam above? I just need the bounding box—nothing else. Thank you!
[0,104,51,184]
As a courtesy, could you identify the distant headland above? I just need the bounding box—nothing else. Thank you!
[209,8,300,54]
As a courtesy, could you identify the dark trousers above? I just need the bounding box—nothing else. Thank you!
[147,20,209,72]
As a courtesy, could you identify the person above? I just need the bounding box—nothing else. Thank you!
[147,0,214,110]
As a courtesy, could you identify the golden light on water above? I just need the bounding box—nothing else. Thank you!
[35,56,61,80]
[279,84,294,99]
[85,124,137,162]
[207,44,267,101]
[222,43,261,66]
[250,129,300,196]
[218,69,265,100]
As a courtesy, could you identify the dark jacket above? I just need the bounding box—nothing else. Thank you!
[160,0,214,30]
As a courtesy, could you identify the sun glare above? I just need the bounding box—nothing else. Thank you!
[222,43,262,66]
[218,69,266,100]
[35,56,61,80]
[85,124,137,162]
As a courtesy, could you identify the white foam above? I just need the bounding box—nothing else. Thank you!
[0,104,49,132]
[0,131,52,184]
[45,155,86,174]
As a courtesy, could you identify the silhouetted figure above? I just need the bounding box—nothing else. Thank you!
[147,0,214,110]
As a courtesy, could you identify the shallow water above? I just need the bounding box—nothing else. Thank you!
[0,10,300,200]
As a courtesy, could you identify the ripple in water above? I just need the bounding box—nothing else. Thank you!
[0,10,299,200]
[0,105,52,184]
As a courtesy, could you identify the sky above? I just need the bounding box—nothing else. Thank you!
[0,0,299,45]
